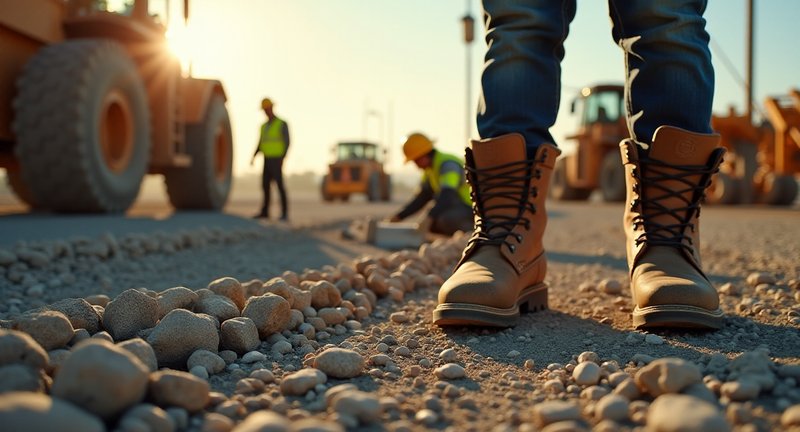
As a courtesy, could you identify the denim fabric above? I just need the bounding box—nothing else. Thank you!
[477,0,714,155]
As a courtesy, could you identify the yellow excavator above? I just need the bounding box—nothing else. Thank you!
[0,0,233,212]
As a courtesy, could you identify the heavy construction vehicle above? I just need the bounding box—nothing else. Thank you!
[550,84,628,202]
[550,83,800,206]
[321,141,391,202]
[0,0,233,212]
[709,90,800,205]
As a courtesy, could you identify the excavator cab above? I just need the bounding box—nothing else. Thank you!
[551,85,629,202]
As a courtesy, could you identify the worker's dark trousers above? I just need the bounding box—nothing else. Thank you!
[430,203,473,236]
[260,157,288,219]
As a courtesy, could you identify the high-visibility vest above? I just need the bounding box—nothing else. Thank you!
[423,150,472,207]
[258,118,287,158]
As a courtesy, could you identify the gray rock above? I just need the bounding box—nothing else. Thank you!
[782,404,800,428]
[195,295,240,323]
[208,277,246,311]
[46,298,101,334]
[13,310,74,351]
[84,294,111,308]
[149,370,210,412]
[0,392,104,432]
[52,339,149,420]
[720,378,761,401]
[280,368,327,396]
[434,363,466,380]
[242,294,291,338]
[220,317,260,354]
[594,394,628,422]
[119,403,175,432]
[118,338,158,372]
[157,287,198,318]
[314,348,365,378]
[0,364,44,393]
[0,329,48,370]
[232,411,291,432]
[146,309,219,368]
[103,289,159,341]
[187,350,226,375]
[533,401,581,426]
[647,394,731,432]
[573,361,601,386]
[635,357,702,396]
[310,280,342,309]
[289,286,312,311]
[329,389,382,424]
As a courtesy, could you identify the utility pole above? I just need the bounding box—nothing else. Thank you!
[745,0,754,124]
[461,1,475,143]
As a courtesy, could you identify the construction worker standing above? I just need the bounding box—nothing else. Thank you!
[389,132,473,236]
[251,97,290,221]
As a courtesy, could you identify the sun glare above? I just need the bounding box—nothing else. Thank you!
[166,25,194,73]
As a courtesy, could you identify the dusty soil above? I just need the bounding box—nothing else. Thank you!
[0,200,798,431]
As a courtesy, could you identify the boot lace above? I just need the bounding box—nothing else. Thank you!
[630,156,718,253]
[465,152,547,254]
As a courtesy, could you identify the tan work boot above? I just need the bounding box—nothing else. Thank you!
[621,126,726,330]
[433,134,559,327]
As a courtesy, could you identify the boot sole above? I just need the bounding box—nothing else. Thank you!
[432,283,548,327]
[632,305,724,330]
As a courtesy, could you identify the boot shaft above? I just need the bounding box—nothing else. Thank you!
[461,134,559,273]
[621,126,725,272]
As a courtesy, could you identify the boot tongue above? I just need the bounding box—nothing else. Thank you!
[647,126,718,165]
[470,134,527,169]
[469,133,530,234]
[641,126,720,241]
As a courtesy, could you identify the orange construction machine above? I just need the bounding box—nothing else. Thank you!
[710,90,800,205]
[550,84,628,202]
[0,0,233,212]
[321,141,391,203]
[550,84,800,206]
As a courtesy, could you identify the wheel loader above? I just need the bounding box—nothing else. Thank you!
[709,90,800,205]
[550,83,800,206]
[550,84,628,202]
[0,0,233,213]
[321,141,391,203]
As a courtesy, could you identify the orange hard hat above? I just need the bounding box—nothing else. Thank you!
[402,132,434,163]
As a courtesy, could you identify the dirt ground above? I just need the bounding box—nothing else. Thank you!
[0,195,798,431]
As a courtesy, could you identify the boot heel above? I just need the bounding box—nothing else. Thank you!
[518,283,548,314]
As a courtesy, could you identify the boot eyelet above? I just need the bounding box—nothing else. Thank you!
[508,244,516,253]
[516,234,523,243]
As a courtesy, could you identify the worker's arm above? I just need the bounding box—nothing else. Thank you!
[429,160,466,218]
[282,121,291,157]
[251,124,263,165]
[393,182,434,221]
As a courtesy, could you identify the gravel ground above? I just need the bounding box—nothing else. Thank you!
[0,202,798,432]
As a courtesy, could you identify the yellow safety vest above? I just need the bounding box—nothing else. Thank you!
[423,150,472,206]
[258,118,287,158]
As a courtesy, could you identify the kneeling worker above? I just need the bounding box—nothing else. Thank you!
[389,133,473,236]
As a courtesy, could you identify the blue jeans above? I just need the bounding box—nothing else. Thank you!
[477,0,714,154]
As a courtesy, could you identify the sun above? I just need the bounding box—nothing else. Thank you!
[165,24,195,73]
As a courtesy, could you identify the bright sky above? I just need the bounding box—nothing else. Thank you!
[163,0,798,182]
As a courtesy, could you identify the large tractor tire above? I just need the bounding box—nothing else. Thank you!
[761,173,799,206]
[165,94,232,209]
[381,174,392,202]
[321,175,334,202]
[550,157,592,201]
[5,168,38,208]
[367,172,381,202]
[13,40,150,212]
[706,172,740,205]
[599,151,626,202]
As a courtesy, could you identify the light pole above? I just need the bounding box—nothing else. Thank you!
[461,2,475,143]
